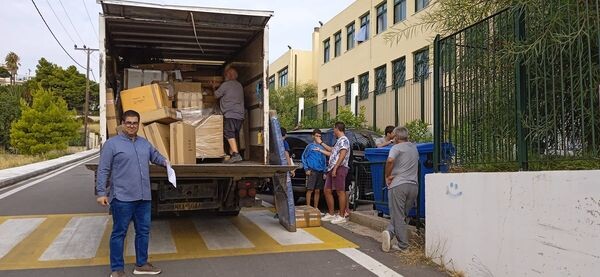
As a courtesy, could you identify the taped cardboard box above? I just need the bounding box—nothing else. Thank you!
[121,84,170,113]
[144,123,170,160]
[181,113,224,158]
[295,205,322,228]
[170,122,196,165]
[106,89,118,137]
[140,107,182,125]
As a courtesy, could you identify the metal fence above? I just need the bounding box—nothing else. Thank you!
[433,3,600,171]
[302,77,433,130]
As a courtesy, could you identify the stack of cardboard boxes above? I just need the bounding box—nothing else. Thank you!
[104,77,226,164]
[294,205,322,228]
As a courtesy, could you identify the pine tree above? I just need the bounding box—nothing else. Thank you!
[10,87,80,155]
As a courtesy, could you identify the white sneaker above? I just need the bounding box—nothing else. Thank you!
[382,230,391,252]
[331,215,347,224]
[321,213,336,221]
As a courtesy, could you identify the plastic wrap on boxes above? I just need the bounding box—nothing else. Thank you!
[180,108,224,158]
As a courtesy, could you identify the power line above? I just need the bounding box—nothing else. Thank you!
[82,0,99,40]
[45,0,76,45]
[31,0,86,69]
[58,0,85,44]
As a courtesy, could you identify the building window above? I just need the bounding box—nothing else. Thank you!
[322,89,328,98]
[323,39,330,63]
[392,57,406,88]
[346,22,355,50]
[345,78,354,105]
[268,74,275,90]
[414,48,429,81]
[357,13,370,43]
[416,0,429,12]
[376,2,387,34]
[334,32,342,57]
[333,84,341,94]
[278,67,288,87]
[375,65,387,95]
[359,72,369,100]
[394,0,406,23]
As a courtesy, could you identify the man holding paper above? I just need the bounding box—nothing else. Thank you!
[96,110,169,277]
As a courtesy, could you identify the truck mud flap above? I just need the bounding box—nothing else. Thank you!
[269,113,296,232]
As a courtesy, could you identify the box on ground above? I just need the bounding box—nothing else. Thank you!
[170,122,196,165]
[121,84,170,113]
[140,107,181,125]
[295,205,322,228]
[144,123,170,159]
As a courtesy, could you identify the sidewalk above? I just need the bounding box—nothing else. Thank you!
[0,149,99,189]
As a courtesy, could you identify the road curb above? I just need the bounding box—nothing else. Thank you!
[349,211,390,232]
[0,150,99,189]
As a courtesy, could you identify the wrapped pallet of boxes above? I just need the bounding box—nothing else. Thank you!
[143,123,170,160]
[169,122,196,165]
[181,109,225,158]
[106,89,119,137]
[294,205,322,228]
[121,84,181,125]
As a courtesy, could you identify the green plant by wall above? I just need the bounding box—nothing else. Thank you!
[300,106,368,129]
[405,120,433,142]
[10,88,80,155]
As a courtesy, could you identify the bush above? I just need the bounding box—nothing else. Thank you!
[10,88,81,155]
[301,106,368,129]
[0,85,24,149]
[405,120,433,142]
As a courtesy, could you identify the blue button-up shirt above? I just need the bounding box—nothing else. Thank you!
[96,132,166,202]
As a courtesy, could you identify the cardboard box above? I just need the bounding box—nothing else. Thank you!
[125,68,143,89]
[106,89,118,137]
[144,123,170,159]
[140,107,181,125]
[295,205,322,228]
[194,115,225,158]
[143,70,164,85]
[170,122,196,165]
[121,84,170,113]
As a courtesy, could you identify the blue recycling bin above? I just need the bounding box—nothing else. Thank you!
[364,142,453,218]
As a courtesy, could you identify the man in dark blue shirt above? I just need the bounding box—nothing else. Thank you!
[301,129,327,208]
[96,110,168,277]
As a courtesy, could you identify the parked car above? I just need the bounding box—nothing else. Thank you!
[285,128,382,205]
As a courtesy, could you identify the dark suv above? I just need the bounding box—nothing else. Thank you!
[285,128,382,203]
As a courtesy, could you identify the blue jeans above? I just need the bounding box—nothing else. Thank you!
[110,199,151,272]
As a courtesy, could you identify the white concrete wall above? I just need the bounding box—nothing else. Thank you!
[426,170,600,277]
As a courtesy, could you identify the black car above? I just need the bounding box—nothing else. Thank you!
[285,128,382,204]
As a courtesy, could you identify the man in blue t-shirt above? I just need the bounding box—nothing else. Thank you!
[301,129,327,208]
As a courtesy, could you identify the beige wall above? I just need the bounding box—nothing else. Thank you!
[268,49,314,90]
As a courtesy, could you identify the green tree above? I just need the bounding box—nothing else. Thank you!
[4,52,20,85]
[270,83,318,129]
[30,58,99,114]
[10,87,80,155]
[405,120,433,142]
[0,85,25,149]
[301,106,368,129]
[0,67,10,78]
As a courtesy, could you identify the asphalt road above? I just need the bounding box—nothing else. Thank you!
[0,157,446,277]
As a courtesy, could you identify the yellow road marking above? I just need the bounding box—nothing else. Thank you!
[0,210,357,271]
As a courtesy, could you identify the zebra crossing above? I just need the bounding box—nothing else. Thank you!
[0,209,356,271]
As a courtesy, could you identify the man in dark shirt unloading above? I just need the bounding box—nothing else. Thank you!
[214,67,245,163]
[96,110,168,277]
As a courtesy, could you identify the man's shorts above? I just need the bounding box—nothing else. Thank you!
[324,166,349,191]
[223,118,243,139]
[306,171,324,190]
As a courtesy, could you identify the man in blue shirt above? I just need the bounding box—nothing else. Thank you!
[301,129,326,208]
[96,110,168,277]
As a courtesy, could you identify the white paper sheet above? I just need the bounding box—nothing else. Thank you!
[167,165,177,188]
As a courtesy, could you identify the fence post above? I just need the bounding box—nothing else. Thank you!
[322,99,327,122]
[394,86,399,126]
[372,92,377,131]
[354,95,359,118]
[514,7,529,170]
[335,96,339,117]
[420,78,425,122]
[433,35,442,173]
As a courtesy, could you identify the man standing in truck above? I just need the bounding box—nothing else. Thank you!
[96,110,168,277]
[214,67,245,163]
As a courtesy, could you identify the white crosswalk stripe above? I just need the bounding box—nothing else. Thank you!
[241,210,323,245]
[126,220,177,256]
[193,217,254,250]
[39,216,109,261]
[0,218,46,259]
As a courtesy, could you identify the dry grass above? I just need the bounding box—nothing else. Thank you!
[0,147,84,170]
[397,229,465,277]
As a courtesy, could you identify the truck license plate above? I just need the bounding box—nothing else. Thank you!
[174,202,202,211]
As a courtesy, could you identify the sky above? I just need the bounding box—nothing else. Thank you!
[0,0,355,80]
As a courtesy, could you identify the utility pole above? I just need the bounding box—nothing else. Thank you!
[74,45,99,150]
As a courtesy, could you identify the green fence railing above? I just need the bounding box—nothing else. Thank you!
[434,3,600,172]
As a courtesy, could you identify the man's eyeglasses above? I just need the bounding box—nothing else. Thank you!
[124,121,139,126]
